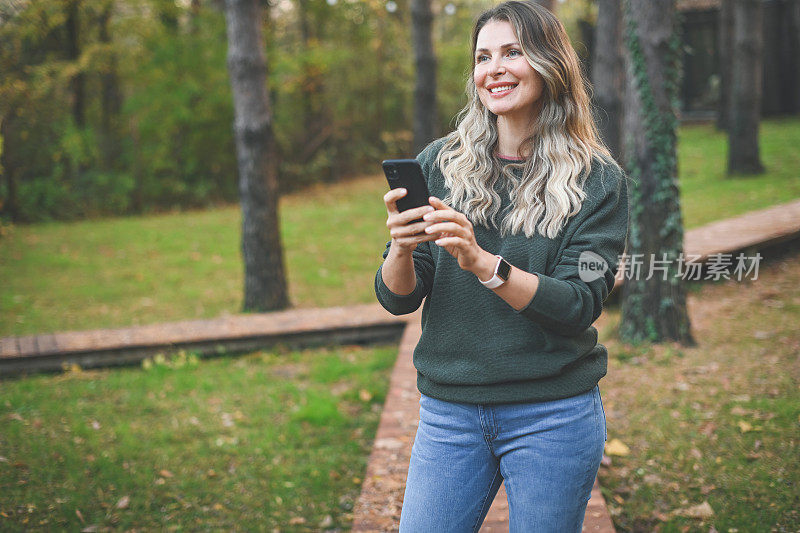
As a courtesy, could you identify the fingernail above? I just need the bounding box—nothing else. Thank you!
[425,227,432,233]
[423,213,431,221]
[425,206,434,212]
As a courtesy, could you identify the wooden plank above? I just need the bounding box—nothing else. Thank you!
[15,336,38,356]
[0,337,19,358]
[35,334,60,355]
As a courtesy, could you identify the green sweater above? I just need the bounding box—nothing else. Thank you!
[375,139,629,404]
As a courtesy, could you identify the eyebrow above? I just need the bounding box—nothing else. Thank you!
[475,42,521,53]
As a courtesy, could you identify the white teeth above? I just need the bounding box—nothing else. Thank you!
[490,85,515,93]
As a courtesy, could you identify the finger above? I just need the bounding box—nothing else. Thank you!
[396,204,435,225]
[422,209,460,224]
[383,188,407,214]
[390,219,433,238]
[424,222,468,238]
[428,196,452,209]
[394,232,439,247]
[434,235,466,247]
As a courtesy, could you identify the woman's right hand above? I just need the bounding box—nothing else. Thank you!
[384,188,437,254]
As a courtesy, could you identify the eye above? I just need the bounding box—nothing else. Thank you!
[475,54,490,64]
[507,49,522,58]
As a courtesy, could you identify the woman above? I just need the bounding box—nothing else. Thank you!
[375,1,628,531]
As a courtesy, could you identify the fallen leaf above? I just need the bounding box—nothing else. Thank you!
[159,469,174,478]
[116,496,130,510]
[605,438,630,456]
[289,517,306,525]
[673,500,714,519]
[75,509,85,523]
[359,389,373,402]
[737,421,753,433]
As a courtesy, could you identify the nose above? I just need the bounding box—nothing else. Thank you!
[488,57,505,77]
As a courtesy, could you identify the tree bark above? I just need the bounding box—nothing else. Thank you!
[716,0,732,130]
[592,0,624,163]
[790,1,800,113]
[99,0,122,172]
[620,0,693,345]
[66,0,85,128]
[728,0,764,175]
[411,0,438,155]
[223,0,290,312]
[0,115,18,221]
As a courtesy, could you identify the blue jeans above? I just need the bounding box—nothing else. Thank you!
[399,386,607,533]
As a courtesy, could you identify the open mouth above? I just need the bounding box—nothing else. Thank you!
[489,84,517,94]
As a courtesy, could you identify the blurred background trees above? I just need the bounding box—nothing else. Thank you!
[0,0,473,222]
[1,0,798,224]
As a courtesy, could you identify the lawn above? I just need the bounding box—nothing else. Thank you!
[0,344,398,530]
[597,251,800,531]
[679,117,800,228]
[1,117,799,337]
[2,253,797,531]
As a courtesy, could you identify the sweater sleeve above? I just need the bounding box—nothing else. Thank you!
[518,161,629,336]
[373,139,442,315]
[374,240,435,315]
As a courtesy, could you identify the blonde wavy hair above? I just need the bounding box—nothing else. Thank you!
[436,0,612,239]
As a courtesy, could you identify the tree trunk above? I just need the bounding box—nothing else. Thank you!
[99,0,122,172]
[66,0,85,128]
[223,0,290,312]
[728,0,764,175]
[716,0,732,130]
[411,0,438,155]
[790,1,800,113]
[0,115,18,221]
[592,0,624,163]
[620,0,693,345]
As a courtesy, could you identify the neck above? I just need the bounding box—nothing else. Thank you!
[495,105,541,158]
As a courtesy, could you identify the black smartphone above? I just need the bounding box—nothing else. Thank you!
[382,159,431,218]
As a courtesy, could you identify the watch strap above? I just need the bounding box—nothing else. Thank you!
[479,255,510,289]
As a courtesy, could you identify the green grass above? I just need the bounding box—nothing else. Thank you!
[0,176,390,336]
[596,253,800,531]
[1,117,799,337]
[679,117,800,228]
[0,344,398,530]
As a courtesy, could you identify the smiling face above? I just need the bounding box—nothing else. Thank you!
[473,19,545,125]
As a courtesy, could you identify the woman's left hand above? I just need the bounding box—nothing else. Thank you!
[423,197,494,277]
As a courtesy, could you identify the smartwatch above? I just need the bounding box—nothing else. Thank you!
[479,255,511,289]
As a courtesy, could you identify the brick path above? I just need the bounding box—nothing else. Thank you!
[0,304,407,376]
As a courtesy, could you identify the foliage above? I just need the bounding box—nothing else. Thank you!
[0,0,491,222]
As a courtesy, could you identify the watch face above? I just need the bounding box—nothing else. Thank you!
[497,258,511,281]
